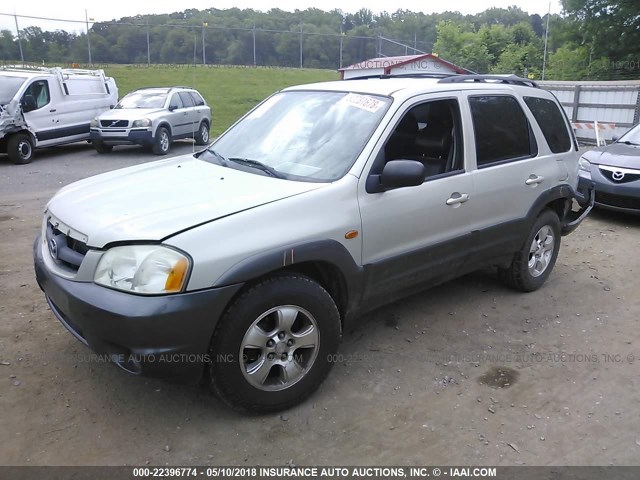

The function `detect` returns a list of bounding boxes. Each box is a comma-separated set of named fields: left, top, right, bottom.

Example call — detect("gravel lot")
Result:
left=1, top=143, right=639, bottom=466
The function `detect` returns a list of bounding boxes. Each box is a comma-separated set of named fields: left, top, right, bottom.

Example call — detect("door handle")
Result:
left=446, top=192, right=470, bottom=206
left=525, top=175, right=545, bottom=185
left=49, top=109, right=57, bottom=112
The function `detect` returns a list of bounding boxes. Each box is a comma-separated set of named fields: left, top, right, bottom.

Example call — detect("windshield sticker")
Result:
left=340, top=93, right=385, bottom=113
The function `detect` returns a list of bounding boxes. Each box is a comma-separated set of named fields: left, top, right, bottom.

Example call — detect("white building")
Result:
left=339, top=53, right=473, bottom=79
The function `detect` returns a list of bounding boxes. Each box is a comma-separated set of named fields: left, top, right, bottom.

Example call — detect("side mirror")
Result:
left=21, top=94, right=37, bottom=113
left=367, top=160, right=425, bottom=193
left=168, top=105, right=177, bottom=112
left=611, top=134, right=619, bottom=142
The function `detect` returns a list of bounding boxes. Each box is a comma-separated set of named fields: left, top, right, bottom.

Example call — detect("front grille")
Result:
left=599, top=168, right=640, bottom=184
left=46, top=221, right=88, bottom=271
left=595, top=192, right=640, bottom=210
left=100, top=119, right=129, bottom=128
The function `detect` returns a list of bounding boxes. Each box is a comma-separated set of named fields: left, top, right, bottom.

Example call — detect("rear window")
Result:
left=524, top=96, right=572, bottom=153
left=469, top=95, right=537, bottom=167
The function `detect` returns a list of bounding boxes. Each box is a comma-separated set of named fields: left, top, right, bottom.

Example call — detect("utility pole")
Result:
left=339, top=25, right=344, bottom=69
left=542, top=1, right=551, bottom=80
left=146, top=20, right=150, bottom=65
left=85, top=10, right=92, bottom=65
left=13, top=13, right=24, bottom=63
left=202, top=23, right=207, bottom=65
left=252, top=23, right=257, bottom=66
left=299, top=23, right=303, bottom=68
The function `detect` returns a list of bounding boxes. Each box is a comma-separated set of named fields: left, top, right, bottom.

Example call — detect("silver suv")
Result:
left=35, top=74, right=593, bottom=413
left=90, top=86, right=211, bottom=155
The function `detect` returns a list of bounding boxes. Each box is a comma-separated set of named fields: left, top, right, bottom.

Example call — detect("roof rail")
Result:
left=438, top=74, right=538, bottom=88
left=345, top=73, right=456, bottom=81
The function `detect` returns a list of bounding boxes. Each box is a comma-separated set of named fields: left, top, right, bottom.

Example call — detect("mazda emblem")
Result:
left=48, top=237, right=58, bottom=260
left=611, top=171, right=625, bottom=181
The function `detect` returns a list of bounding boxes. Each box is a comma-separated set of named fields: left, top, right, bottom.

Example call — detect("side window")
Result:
left=22, top=80, right=50, bottom=112
left=383, top=98, right=463, bottom=179
left=189, top=91, right=205, bottom=106
left=179, top=92, right=195, bottom=108
left=523, top=96, right=572, bottom=153
left=169, top=93, right=183, bottom=110
left=469, top=95, right=536, bottom=167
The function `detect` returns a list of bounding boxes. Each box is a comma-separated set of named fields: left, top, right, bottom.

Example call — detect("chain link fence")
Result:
left=0, top=12, right=433, bottom=69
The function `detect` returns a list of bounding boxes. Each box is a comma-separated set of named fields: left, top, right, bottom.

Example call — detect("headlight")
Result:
left=94, top=245, right=190, bottom=294
left=90, top=117, right=99, bottom=128
left=578, top=157, right=591, bottom=172
left=132, top=118, right=152, bottom=128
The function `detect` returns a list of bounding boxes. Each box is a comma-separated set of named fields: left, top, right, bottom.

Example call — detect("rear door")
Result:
left=178, top=91, right=198, bottom=138
left=463, top=92, right=566, bottom=267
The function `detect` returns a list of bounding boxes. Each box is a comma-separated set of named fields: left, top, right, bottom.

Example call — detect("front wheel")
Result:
left=152, top=127, right=171, bottom=155
left=499, top=209, right=561, bottom=292
left=93, top=141, right=113, bottom=154
left=208, top=275, right=341, bottom=413
left=7, top=134, right=34, bottom=164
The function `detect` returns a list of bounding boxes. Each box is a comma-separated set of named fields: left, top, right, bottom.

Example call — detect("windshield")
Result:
left=116, top=90, right=167, bottom=109
left=618, top=123, right=640, bottom=145
left=209, top=90, right=392, bottom=181
left=0, top=76, right=27, bottom=105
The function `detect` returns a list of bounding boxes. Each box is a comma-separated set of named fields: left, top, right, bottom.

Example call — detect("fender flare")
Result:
left=215, top=239, right=364, bottom=311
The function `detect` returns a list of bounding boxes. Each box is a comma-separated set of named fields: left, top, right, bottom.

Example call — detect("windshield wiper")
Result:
left=199, top=147, right=229, bottom=165
left=227, top=157, right=285, bottom=179
left=621, top=140, right=640, bottom=146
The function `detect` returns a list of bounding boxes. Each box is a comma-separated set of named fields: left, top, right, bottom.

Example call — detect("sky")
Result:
left=0, top=0, right=563, bottom=33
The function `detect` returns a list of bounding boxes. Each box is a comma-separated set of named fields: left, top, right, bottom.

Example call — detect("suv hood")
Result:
left=584, top=143, right=640, bottom=169
left=46, top=155, right=324, bottom=248
left=97, top=108, right=165, bottom=121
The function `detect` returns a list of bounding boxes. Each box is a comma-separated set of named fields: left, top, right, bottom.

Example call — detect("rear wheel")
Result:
left=7, top=134, right=34, bottom=164
left=499, top=209, right=561, bottom=292
left=93, top=141, right=113, bottom=154
left=152, top=127, right=171, bottom=155
left=194, top=122, right=210, bottom=145
left=208, top=275, right=341, bottom=413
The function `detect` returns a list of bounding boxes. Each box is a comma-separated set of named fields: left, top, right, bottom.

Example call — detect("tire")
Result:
left=194, top=121, right=210, bottom=145
left=208, top=274, right=341, bottom=413
left=7, top=134, right=34, bottom=165
left=499, top=209, right=561, bottom=292
left=93, top=141, right=113, bottom=154
left=152, top=126, right=171, bottom=155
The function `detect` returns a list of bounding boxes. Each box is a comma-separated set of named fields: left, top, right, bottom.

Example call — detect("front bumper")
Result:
left=90, top=128, right=154, bottom=147
left=578, top=173, right=640, bottom=215
left=34, top=236, right=242, bottom=381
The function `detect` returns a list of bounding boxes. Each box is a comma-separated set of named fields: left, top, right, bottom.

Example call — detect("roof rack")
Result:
left=345, top=73, right=455, bottom=81
left=438, top=74, right=538, bottom=88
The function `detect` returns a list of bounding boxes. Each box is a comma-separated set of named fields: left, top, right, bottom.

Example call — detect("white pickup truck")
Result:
left=0, top=66, right=118, bottom=164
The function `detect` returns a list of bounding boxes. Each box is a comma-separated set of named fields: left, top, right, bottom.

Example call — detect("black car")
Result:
left=577, top=123, right=640, bottom=214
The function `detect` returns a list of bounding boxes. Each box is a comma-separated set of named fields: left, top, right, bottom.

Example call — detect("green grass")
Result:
left=102, top=65, right=339, bottom=136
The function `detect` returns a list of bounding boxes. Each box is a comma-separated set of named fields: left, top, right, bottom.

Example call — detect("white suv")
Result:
left=34, top=74, right=593, bottom=412
left=90, top=86, right=211, bottom=155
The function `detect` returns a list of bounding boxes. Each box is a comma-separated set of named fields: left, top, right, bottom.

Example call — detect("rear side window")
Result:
left=469, top=95, right=536, bottom=167
left=189, top=91, right=205, bottom=106
left=524, top=96, right=571, bottom=153
left=179, top=92, right=195, bottom=108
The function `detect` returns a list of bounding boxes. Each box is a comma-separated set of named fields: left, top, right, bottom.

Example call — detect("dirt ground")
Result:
left=1, top=144, right=639, bottom=466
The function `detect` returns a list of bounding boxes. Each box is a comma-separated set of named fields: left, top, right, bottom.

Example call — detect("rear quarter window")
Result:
left=469, top=95, right=537, bottom=167
left=523, top=96, right=572, bottom=153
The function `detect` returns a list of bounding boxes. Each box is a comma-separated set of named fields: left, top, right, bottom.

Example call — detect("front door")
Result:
left=358, top=95, right=475, bottom=301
